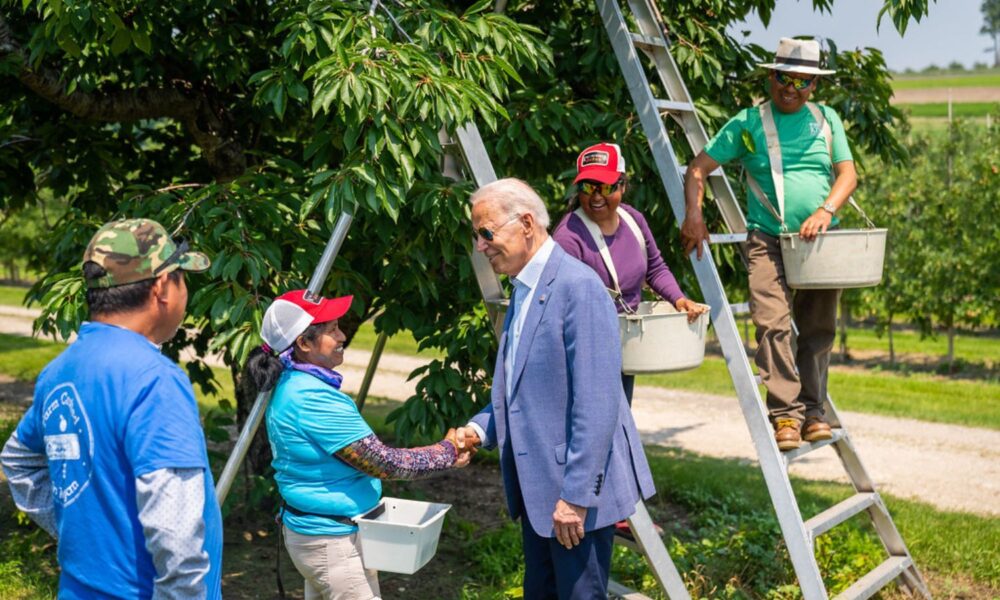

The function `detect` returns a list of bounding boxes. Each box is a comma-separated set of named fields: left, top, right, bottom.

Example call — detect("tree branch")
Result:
left=0, top=13, right=246, bottom=181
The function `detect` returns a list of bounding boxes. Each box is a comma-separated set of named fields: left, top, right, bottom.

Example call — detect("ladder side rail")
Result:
left=595, top=2, right=827, bottom=598
left=624, top=0, right=748, bottom=235
left=625, top=501, right=691, bottom=599
left=829, top=437, right=930, bottom=598
left=447, top=125, right=507, bottom=330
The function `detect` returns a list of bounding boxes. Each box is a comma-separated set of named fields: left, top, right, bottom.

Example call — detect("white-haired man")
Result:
left=456, top=178, right=655, bottom=598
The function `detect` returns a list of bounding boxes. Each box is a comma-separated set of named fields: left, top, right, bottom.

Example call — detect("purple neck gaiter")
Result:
left=280, top=347, right=344, bottom=390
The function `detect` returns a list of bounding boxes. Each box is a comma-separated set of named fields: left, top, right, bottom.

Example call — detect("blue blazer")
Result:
left=471, top=244, right=655, bottom=537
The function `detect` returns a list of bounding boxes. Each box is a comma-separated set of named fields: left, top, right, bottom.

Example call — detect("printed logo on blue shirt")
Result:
left=41, top=383, right=94, bottom=507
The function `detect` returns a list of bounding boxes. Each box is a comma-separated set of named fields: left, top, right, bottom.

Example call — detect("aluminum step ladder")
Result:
left=594, top=1, right=931, bottom=599
left=446, top=123, right=690, bottom=600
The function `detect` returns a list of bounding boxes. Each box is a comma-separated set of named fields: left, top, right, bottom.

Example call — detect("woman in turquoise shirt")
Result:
left=244, top=289, right=471, bottom=600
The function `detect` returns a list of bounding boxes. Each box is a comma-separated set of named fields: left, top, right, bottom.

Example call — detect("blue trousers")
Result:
left=520, top=517, right=615, bottom=599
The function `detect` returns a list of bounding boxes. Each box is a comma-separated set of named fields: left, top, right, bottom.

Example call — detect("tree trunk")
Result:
left=946, top=321, right=956, bottom=371
left=838, top=295, right=850, bottom=361
left=887, top=313, right=895, bottom=367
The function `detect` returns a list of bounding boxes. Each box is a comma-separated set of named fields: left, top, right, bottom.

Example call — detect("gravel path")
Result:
left=2, top=307, right=997, bottom=517
left=892, top=87, right=1000, bottom=104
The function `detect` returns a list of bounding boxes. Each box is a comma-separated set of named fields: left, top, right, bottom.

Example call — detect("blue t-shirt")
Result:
left=267, top=369, right=381, bottom=536
left=15, top=322, right=223, bottom=599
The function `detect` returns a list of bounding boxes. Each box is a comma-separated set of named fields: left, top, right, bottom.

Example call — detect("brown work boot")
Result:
left=774, top=419, right=802, bottom=451
left=802, top=417, right=833, bottom=443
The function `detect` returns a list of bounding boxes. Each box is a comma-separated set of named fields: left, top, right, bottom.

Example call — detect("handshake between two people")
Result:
left=441, top=427, right=482, bottom=469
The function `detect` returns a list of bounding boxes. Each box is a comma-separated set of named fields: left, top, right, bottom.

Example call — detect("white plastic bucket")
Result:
left=779, top=229, right=888, bottom=289
left=352, top=497, right=451, bottom=575
left=619, top=301, right=709, bottom=374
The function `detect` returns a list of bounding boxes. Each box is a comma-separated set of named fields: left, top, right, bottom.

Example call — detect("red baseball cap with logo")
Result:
left=574, top=142, right=626, bottom=184
left=260, top=289, right=353, bottom=353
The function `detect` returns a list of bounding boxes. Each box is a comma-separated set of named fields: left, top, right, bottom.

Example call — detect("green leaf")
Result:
left=131, top=29, right=152, bottom=54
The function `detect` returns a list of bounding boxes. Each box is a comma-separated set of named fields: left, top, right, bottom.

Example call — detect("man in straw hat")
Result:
left=1, top=219, right=223, bottom=598
left=681, top=38, right=858, bottom=451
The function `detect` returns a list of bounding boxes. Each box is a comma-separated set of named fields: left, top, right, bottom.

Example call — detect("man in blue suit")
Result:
left=457, top=178, right=656, bottom=599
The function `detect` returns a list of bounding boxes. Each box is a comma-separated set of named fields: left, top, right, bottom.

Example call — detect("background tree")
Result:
left=0, top=0, right=935, bottom=487
left=983, top=0, right=1000, bottom=67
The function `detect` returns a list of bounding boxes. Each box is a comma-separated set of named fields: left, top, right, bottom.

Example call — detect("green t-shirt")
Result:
left=703, top=101, right=853, bottom=236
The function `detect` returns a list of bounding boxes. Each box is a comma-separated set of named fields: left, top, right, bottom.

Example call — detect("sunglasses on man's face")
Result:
left=473, top=214, right=522, bottom=242
left=577, top=180, right=623, bottom=197
left=775, top=72, right=814, bottom=91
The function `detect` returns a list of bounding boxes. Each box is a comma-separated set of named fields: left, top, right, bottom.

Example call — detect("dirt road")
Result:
left=3, top=306, right=997, bottom=517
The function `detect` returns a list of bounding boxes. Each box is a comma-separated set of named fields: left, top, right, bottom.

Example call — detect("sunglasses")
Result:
left=153, top=239, right=189, bottom=276
left=474, top=214, right=522, bottom=242
left=577, top=180, right=623, bottom=196
left=774, top=71, right=814, bottom=91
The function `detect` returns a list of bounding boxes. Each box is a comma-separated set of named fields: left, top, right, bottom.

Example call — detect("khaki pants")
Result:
left=283, top=526, right=381, bottom=600
left=747, top=230, right=840, bottom=424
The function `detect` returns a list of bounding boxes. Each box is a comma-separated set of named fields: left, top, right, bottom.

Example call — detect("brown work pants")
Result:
left=747, top=231, right=840, bottom=424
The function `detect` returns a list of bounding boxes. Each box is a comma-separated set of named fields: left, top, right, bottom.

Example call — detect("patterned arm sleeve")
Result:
left=1, top=432, right=58, bottom=538
left=136, top=468, right=210, bottom=600
left=335, top=434, right=457, bottom=481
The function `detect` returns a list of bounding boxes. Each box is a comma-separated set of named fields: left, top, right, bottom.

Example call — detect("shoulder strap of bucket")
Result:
left=573, top=207, right=624, bottom=299
left=756, top=102, right=788, bottom=232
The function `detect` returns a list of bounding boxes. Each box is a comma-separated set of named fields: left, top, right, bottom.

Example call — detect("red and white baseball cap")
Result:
left=574, top=142, right=626, bottom=185
left=261, top=289, right=353, bottom=353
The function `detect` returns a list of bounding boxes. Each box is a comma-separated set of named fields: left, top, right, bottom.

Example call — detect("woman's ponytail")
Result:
left=243, top=345, right=284, bottom=395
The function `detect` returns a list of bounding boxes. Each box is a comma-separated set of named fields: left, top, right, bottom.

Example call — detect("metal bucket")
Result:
left=620, top=301, right=709, bottom=374
left=779, top=229, right=888, bottom=290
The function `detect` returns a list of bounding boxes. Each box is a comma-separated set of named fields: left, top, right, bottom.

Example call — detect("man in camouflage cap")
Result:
left=82, top=218, right=210, bottom=288
left=1, top=218, right=224, bottom=599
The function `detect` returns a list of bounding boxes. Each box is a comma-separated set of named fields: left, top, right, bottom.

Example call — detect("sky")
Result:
left=733, top=0, right=991, bottom=72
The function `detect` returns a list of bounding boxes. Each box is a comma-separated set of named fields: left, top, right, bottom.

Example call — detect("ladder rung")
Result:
left=613, top=529, right=640, bottom=553
left=709, top=233, right=747, bottom=244
left=678, top=165, right=724, bottom=177
left=608, top=579, right=655, bottom=600
left=729, top=302, right=750, bottom=315
left=629, top=31, right=667, bottom=51
left=833, top=556, right=912, bottom=600
left=654, top=99, right=695, bottom=114
left=782, top=428, right=846, bottom=463
left=805, top=492, right=879, bottom=540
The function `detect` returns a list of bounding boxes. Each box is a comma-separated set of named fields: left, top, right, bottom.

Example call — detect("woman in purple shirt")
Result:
left=553, top=142, right=708, bottom=403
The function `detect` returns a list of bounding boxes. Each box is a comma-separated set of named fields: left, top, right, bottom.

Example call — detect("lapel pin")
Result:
left=538, top=294, right=546, bottom=304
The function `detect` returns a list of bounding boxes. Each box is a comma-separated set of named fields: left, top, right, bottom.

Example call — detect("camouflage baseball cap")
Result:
left=82, top=218, right=211, bottom=288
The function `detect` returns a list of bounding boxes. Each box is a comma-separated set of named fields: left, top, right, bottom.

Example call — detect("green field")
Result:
left=898, top=102, right=1000, bottom=118
left=0, top=285, right=30, bottom=307
left=892, top=71, right=1000, bottom=90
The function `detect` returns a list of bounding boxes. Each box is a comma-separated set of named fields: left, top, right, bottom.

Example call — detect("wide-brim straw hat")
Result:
left=758, top=37, right=835, bottom=76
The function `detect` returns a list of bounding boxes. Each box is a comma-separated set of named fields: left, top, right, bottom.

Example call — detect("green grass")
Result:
left=892, top=72, right=1000, bottom=89
left=638, top=355, right=1000, bottom=430
left=349, top=322, right=443, bottom=358
left=898, top=102, right=1000, bottom=118
left=0, top=285, right=30, bottom=308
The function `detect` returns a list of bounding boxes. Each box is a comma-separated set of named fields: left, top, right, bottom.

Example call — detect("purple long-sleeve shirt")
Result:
left=552, top=203, right=685, bottom=312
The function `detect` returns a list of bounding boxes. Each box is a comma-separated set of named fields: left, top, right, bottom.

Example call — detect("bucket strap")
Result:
left=573, top=206, right=646, bottom=312
left=756, top=101, right=787, bottom=232
left=754, top=101, right=877, bottom=231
